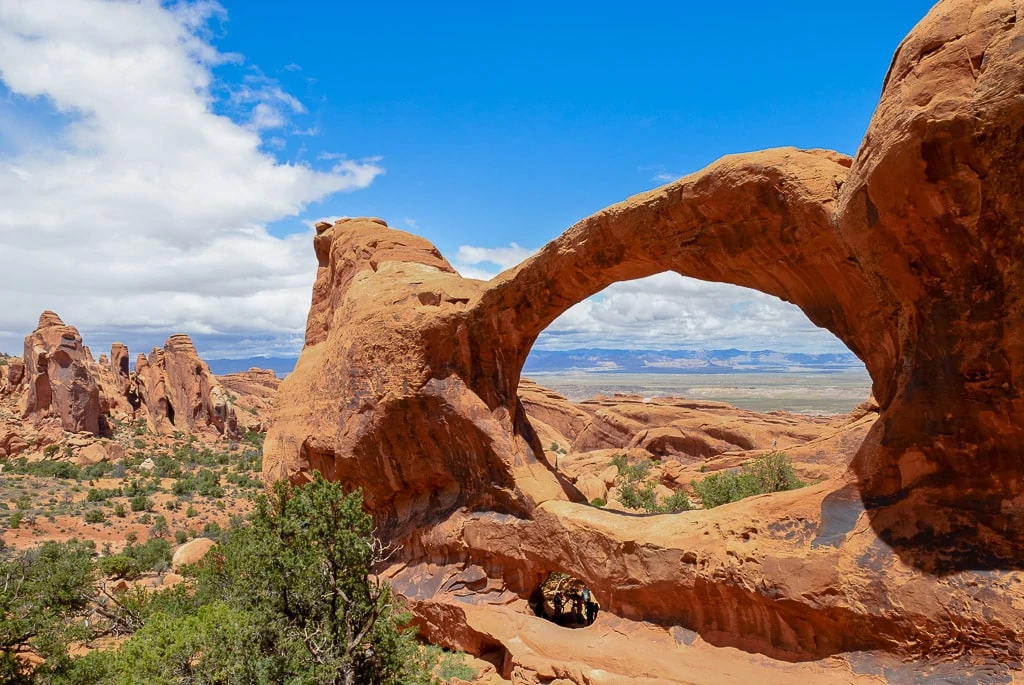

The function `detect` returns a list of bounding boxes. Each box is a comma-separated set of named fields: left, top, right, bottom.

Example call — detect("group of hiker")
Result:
left=548, top=587, right=599, bottom=626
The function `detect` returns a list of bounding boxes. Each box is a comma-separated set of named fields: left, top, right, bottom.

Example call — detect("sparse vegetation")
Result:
left=690, top=451, right=804, bottom=509
left=610, top=454, right=692, bottom=514
left=3, top=474, right=434, bottom=684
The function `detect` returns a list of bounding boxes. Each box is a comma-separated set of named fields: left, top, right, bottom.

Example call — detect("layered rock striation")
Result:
left=262, top=0, right=1024, bottom=679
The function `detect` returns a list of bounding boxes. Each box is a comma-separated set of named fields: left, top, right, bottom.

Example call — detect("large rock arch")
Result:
left=265, top=0, right=1024, bottom=670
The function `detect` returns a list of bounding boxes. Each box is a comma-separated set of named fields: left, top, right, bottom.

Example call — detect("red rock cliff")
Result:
left=262, top=0, right=1024, bottom=676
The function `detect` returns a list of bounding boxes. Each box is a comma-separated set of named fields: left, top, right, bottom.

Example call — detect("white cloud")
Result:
left=453, top=245, right=851, bottom=354
left=454, top=242, right=535, bottom=277
left=0, top=0, right=383, bottom=355
left=537, top=272, right=850, bottom=353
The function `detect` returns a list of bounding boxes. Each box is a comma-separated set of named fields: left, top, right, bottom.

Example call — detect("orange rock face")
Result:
left=20, top=311, right=101, bottom=434
left=12, top=314, right=251, bottom=440
left=217, top=367, right=279, bottom=430
left=263, top=0, right=1024, bottom=680
left=134, top=335, right=239, bottom=438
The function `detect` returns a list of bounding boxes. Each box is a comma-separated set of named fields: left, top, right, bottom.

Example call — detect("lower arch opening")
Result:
left=533, top=572, right=599, bottom=628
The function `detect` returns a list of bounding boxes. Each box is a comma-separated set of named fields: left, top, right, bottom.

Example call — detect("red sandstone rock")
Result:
left=254, top=0, right=1024, bottom=679
left=20, top=311, right=101, bottom=434
left=135, top=335, right=239, bottom=438
left=1, top=357, right=25, bottom=395
left=217, top=367, right=279, bottom=431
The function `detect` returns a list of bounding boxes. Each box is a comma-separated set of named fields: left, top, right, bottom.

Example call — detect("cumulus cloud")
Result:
left=539, top=272, right=850, bottom=353
left=0, top=0, right=383, bottom=356
left=454, top=245, right=851, bottom=354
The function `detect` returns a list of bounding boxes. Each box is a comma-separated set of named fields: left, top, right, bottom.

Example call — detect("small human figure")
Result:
left=586, top=600, right=598, bottom=624
left=553, top=593, right=563, bottom=618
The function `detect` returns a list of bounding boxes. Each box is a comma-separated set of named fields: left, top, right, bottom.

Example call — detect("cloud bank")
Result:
left=0, top=0, right=381, bottom=356
left=452, top=247, right=852, bottom=355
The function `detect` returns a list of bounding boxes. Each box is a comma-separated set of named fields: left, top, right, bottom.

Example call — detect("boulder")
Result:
left=171, top=537, right=216, bottom=571
left=0, top=430, right=29, bottom=458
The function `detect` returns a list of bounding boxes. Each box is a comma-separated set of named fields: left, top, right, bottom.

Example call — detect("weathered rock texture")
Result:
left=20, top=312, right=101, bottom=434
left=134, top=335, right=239, bottom=438
left=15, top=313, right=247, bottom=440
left=264, top=0, right=1024, bottom=681
left=218, top=368, right=279, bottom=431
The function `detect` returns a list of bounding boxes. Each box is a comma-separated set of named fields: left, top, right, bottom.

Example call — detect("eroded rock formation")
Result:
left=264, top=0, right=1024, bottom=680
left=135, top=334, right=239, bottom=438
left=20, top=311, right=101, bottom=434
left=15, top=314, right=244, bottom=440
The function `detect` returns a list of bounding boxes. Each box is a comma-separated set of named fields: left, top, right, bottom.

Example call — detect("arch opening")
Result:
left=532, top=572, right=599, bottom=628
left=515, top=273, right=874, bottom=514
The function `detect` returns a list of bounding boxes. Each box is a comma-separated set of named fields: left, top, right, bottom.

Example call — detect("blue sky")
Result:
left=0, top=0, right=935, bottom=361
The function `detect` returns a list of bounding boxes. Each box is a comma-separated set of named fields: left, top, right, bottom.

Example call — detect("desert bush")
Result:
left=86, top=487, right=121, bottom=502
left=0, top=539, right=96, bottom=681
left=661, top=490, right=693, bottom=513
left=84, top=509, right=106, bottom=524
left=97, top=554, right=141, bottom=580
left=610, top=454, right=689, bottom=514
left=691, top=452, right=804, bottom=509
left=129, top=494, right=152, bottom=513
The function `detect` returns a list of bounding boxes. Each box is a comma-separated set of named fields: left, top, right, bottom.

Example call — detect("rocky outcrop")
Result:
left=20, top=311, right=101, bottom=434
left=1, top=357, right=25, bottom=396
left=11, top=314, right=249, bottom=439
left=217, top=368, right=279, bottom=431
left=263, top=0, right=1024, bottom=679
left=135, top=335, right=239, bottom=438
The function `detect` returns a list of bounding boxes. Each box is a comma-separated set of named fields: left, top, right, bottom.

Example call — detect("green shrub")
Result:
left=619, top=480, right=659, bottom=513
left=86, top=487, right=121, bottom=502
left=589, top=498, right=606, bottom=507
left=691, top=452, right=804, bottom=508
left=124, top=538, right=172, bottom=572
left=6, top=457, right=81, bottom=479
left=150, top=515, right=170, bottom=538
left=661, top=490, right=693, bottom=513
left=82, top=461, right=113, bottom=479
left=174, top=530, right=188, bottom=545
left=130, top=494, right=151, bottom=512
left=611, top=453, right=652, bottom=482
left=113, top=503, right=127, bottom=518
left=9, top=511, right=23, bottom=528
left=98, top=554, right=141, bottom=580
left=437, top=650, right=477, bottom=681
left=746, top=451, right=804, bottom=493
left=84, top=509, right=106, bottom=524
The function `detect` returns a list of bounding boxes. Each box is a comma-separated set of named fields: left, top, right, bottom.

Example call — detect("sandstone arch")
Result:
left=265, top=0, right=1024, bottom=670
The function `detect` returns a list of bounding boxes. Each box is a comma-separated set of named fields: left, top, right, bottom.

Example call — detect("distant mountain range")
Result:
left=522, top=348, right=863, bottom=374
left=207, top=356, right=298, bottom=377
left=206, top=348, right=863, bottom=378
